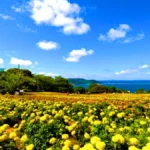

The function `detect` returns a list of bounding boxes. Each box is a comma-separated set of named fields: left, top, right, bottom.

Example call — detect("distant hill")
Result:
left=68, top=78, right=99, bottom=85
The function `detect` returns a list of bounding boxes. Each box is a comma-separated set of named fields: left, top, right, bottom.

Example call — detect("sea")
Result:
left=75, top=80, right=150, bottom=93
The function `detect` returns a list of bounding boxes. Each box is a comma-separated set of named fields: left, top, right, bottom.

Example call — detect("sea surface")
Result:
left=75, top=80, right=150, bottom=93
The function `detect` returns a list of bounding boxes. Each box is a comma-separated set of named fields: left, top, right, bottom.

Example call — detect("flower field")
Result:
left=0, top=93, right=150, bottom=150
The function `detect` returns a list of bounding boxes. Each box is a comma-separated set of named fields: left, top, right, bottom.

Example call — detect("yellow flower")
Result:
left=0, top=135, right=7, bottom=142
left=83, top=143, right=94, bottom=149
left=95, top=141, right=106, bottom=150
left=140, top=121, right=147, bottom=125
left=147, top=128, right=150, bottom=133
left=93, top=120, right=101, bottom=125
left=78, top=112, right=83, bottom=116
left=21, top=134, right=28, bottom=143
left=128, top=146, right=139, bottom=150
left=73, top=144, right=80, bottom=150
left=9, top=132, right=17, bottom=139
left=71, top=130, right=76, bottom=136
left=129, top=138, right=139, bottom=146
left=146, top=143, right=150, bottom=148
left=64, top=140, right=72, bottom=147
left=100, top=112, right=105, bottom=117
left=108, top=128, right=115, bottom=133
left=117, top=112, right=125, bottom=119
left=26, top=144, right=34, bottom=150
left=46, top=148, right=52, bottom=150
left=112, top=134, right=125, bottom=144
left=109, top=111, right=115, bottom=117
left=142, top=146, right=149, bottom=150
left=119, top=127, right=125, bottom=132
left=90, top=136, right=101, bottom=145
left=62, top=145, right=70, bottom=150
left=40, top=116, right=47, bottom=122
left=62, top=134, right=69, bottom=140
left=84, top=133, right=90, bottom=139
left=102, top=117, right=109, bottom=124
left=49, top=137, right=56, bottom=144
left=68, top=126, right=74, bottom=132
left=147, top=137, right=150, bottom=142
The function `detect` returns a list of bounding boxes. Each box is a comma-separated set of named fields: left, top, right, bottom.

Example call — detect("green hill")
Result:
left=68, top=78, right=99, bottom=85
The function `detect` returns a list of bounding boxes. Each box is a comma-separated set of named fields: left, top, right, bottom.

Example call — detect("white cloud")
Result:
left=38, top=72, right=58, bottom=77
left=46, top=72, right=58, bottom=77
left=38, top=72, right=45, bottom=75
left=37, top=41, right=59, bottom=50
left=115, top=64, right=149, bottom=75
left=0, top=14, right=15, bottom=20
left=0, top=58, right=4, bottom=65
left=99, top=24, right=144, bottom=43
left=11, top=6, right=22, bottom=12
left=139, top=64, right=149, bottom=69
left=64, top=48, right=94, bottom=62
left=115, top=69, right=138, bottom=75
left=123, top=33, right=145, bottom=43
left=10, top=57, right=32, bottom=66
left=99, top=24, right=130, bottom=41
left=28, top=0, right=90, bottom=35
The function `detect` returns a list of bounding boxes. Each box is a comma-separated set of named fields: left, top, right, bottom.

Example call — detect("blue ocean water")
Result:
left=75, top=80, right=150, bottom=93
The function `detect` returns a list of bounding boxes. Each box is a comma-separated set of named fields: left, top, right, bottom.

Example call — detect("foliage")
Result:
left=136, top=88, right=146, bottom=94
left=0, top=68, right=131, bottom=95
left=0, top=68, right=74, bottom=94
left=74, top=86, right=86, bottom=94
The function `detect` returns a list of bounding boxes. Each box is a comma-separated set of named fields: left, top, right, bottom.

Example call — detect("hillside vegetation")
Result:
left=0, top=68, right=129, bottom=95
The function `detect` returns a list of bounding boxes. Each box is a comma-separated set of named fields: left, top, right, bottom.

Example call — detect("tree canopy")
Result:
left=0, top=68, right=134, bottom=95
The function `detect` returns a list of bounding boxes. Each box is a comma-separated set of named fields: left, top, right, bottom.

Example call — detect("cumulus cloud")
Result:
left=10, top=57, right=32, bottom=66
left=99, top=24, right=144, bottom=43
left=64, top=48, right=94, bottom=62
left=37, top=41, right=59, bottom=50
left=115, top=64, right=150, bottom=75
left=38, top=72, right=58, bottom=77
left=0, top=14, right=15, bottom=20
left=28, top=0, right=90, bottom=35
left=99, top=24, right=130, bottom=41
left=0, top=58, right=4, bottom=65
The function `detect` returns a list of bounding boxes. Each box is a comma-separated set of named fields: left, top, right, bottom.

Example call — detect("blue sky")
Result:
left=0, top=0, right=150, bottom=80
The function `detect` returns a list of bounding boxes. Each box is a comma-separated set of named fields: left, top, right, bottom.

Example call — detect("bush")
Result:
left=75, top=86, right=86, bottom=94
left=0, top=89, right=6, bottom=95
left=136, top=88, right=146, bottom=94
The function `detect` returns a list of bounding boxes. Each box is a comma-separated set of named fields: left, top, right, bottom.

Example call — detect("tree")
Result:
left=0, top=69, right=35, bottom=94
left=136, top=88, right=146, bottom=94
left=108, top=86, right=116, bottom=93
left=6, top=68, right=33, bottom=77
left=87, top=84, right=108, bottom=94
left=33, top=75, right=54, bottom=92
left=74, top=86, right=86, bottom=94
left=54, top=76, right=74, bottom=93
